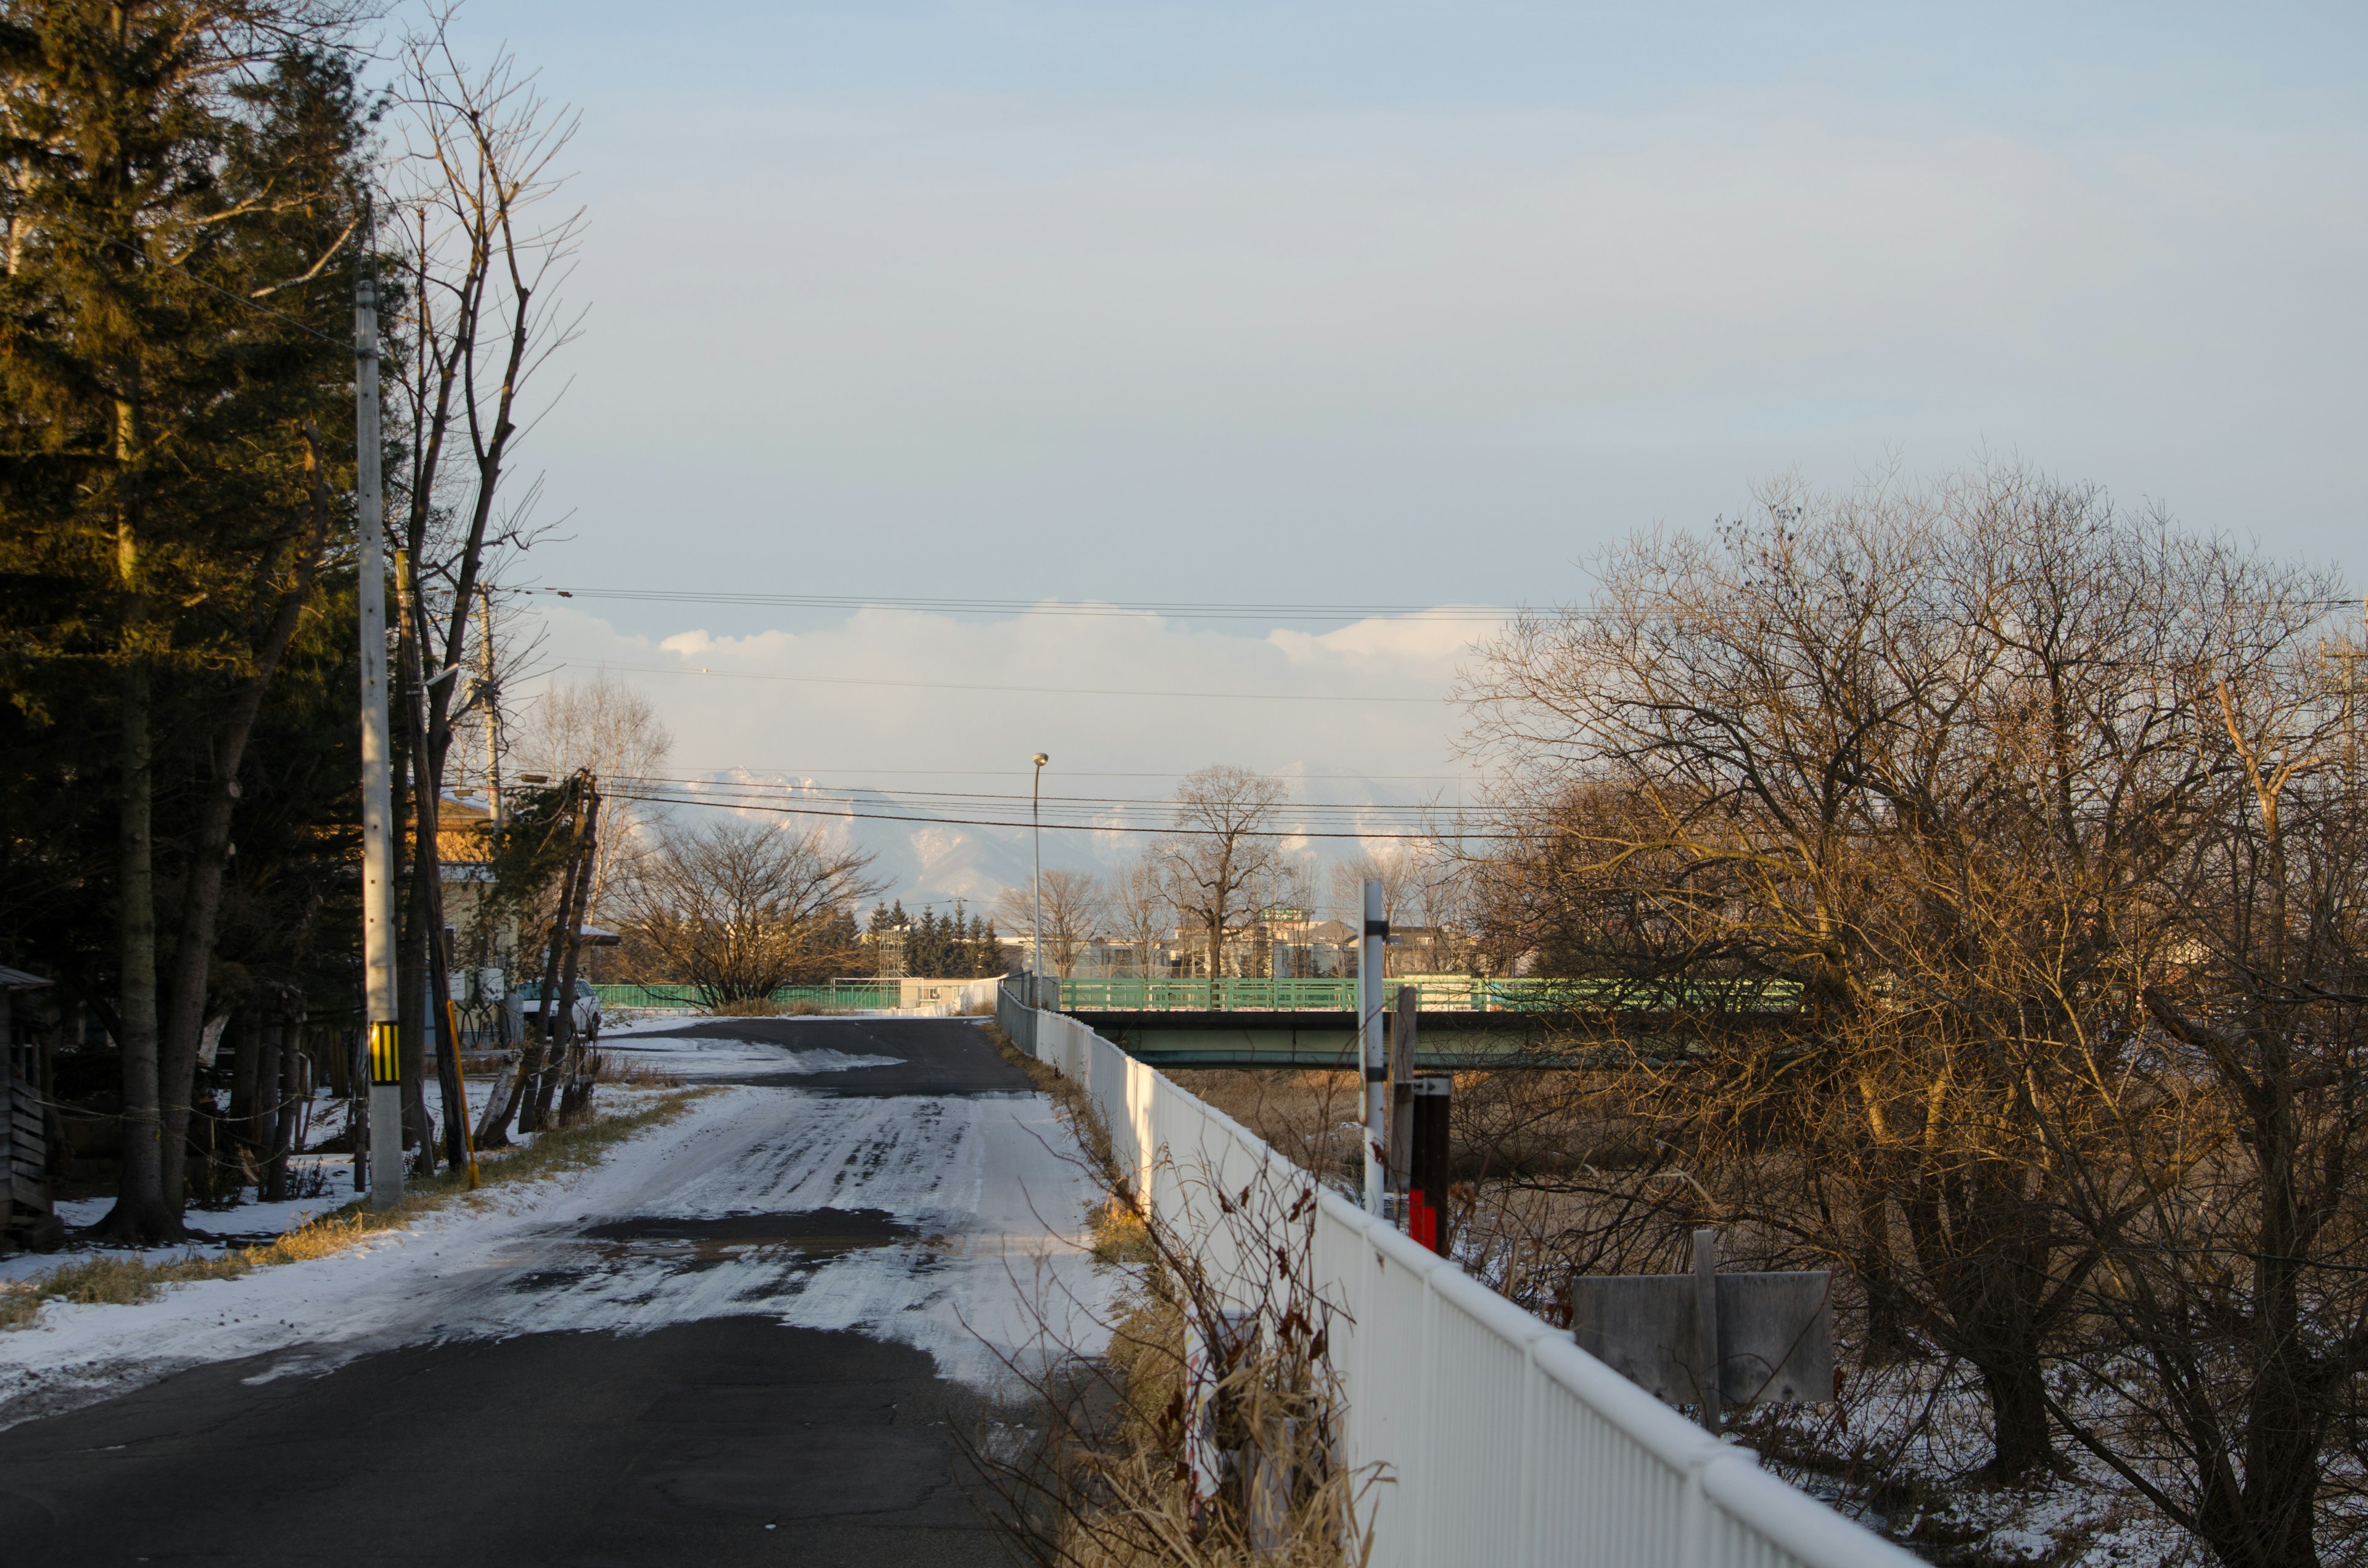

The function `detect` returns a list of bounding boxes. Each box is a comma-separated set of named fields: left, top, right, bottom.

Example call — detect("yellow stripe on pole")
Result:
left=370, top=1020, right=400, bottom=1085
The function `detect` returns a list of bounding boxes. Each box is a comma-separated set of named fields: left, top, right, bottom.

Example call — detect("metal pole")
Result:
left=1031, top=753, right=1048, bottom=1006
left=355, top=276, right=403, bottom=1209
left=1693, top=1227, right=1722, bottom=1434
left=1361, top=877, right=1386, bottom=1217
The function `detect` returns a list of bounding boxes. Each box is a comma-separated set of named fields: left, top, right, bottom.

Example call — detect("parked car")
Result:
left=517, top=978, right=602, bottom=1040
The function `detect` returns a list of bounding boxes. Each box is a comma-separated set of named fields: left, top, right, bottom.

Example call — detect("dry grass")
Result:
left=2, top=1089, right=710, bottom=1331
left=969, top=1029, right=1373, bottom=1568
left=704, top=997, right=835, bottom=1017
left=0, top=1252, right=249, bottom=1318
left=591, top=1053, right=685, bottom=1088
left=1167, top=1070, right=1363, bottom=1184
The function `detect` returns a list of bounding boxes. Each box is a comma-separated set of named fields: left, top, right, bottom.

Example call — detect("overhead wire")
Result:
left=666, top=765, right=1475, bottom=781
left=604, top=784, right=1519, bottom=842
left=610, top=774, right=1472, bottom=814
left=532, top=586, right=1517, bottom=623
left=606, top=771, right=1517, bottom=841
left=554, top=661, right=1447, bottom=705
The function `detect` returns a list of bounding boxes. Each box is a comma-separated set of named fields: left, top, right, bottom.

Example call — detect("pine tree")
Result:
left=0, top=7, right=368, bottom=1239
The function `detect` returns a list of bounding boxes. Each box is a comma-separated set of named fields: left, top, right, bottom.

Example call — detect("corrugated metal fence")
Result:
left=997, top=979, right=1914, bottom=1568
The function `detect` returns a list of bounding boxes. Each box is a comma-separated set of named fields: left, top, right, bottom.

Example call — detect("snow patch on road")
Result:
left=0, top=1030, right=1111, bottom=1425
left=601, top=1033, right=901, bottom=1081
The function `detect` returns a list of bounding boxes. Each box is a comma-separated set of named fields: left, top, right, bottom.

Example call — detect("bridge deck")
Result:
left=1071, top=1007, right=1598, bottom=1069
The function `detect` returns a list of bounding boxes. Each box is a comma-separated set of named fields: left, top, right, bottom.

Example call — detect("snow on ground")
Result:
left=0, top=1027, right=1112, bottom=1429
left=598, top=1028, right=898, bottom=1081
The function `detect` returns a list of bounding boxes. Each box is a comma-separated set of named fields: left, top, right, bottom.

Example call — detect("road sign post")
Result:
left=1360, top=879, right=1386, bottom=1216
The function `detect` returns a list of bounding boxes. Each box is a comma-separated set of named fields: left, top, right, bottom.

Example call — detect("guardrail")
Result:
left=591, top=980, right=971, bottom=1012
left=1051, top=974, right=1800, bottom=1014
left=996, top=979, right=1912, bottom=1568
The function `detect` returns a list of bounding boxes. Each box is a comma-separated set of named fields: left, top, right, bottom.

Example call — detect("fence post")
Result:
left=1693, top=1227, right=1722, bottom=1435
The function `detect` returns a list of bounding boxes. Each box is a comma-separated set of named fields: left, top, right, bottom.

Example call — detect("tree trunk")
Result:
left=154, top=468, right=330, bottom=1209
left=499, top=780, right=588, bottom=1142
left=535, top=802, right=597, bottom=1129
left=1959, top=1238, right=2057, bottom=1480
left=1975, top=1353, right=2056, bottom=1481
left=101, top=647, right=180, bottom=1243
left=393, top=654, right=436, bottom=1174
left=1854, top=1188, right=1913, bottom=1360
left=2226, top=1096, right=2321, bottom=1568
left=227, top=1011, right=260, bottom=1147
left=252, top=1012, right=282, bottom=1194
left=158, top=779, right=257, bottom=1207
left=398, top=884, right=435, bottom=1173
left=263, top=1015, right=297, bottom=1204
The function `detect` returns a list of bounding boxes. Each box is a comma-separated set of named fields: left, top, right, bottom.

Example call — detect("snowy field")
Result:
left=0, top=1025, right=1112, bottom=1430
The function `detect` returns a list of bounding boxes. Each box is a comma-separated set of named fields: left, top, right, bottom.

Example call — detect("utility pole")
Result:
left=1361, top=877, right=1386, bottom=1217
left=355, top=275, right=403, bottom=1209
left=1031, top=753, right=1048, bottom=1006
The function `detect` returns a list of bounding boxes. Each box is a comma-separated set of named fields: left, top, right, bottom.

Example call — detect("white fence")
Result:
left=997, top=980, right=1915, bottom=1568
left=892, top=977, right=1003, bottom=1017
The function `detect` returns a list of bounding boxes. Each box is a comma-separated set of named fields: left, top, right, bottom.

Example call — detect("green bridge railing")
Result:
left=1050, top=975, right=1799, bottom=1014
left=593, top=975, right=1798, bottom=1016
left=591, top=980, right=906, bottom=1012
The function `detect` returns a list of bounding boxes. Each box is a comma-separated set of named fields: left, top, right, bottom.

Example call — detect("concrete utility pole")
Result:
left=1361, top=877, right=1386, bottom=1216
left=355, top=276, right=403, bottom=1209
left=1030, top=753, right=1048, bottom=1005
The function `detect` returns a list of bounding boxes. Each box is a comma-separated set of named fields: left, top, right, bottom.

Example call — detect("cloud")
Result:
left=524, top=86, right=2366, bottom=623
left=530, top=600, right=1483, bottom=786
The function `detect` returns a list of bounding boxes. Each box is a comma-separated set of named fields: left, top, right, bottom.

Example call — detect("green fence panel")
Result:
left=590, top=980, right=913, bottom=1012
left=1044, top=974, right=1798, bottom=1016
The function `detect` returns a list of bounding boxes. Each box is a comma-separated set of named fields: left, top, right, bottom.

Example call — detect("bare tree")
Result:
left=1106, top=855, right=1174, bottom=978
left=1458, top=464, right=2344, bottom=1501
left=1326, top=846, right=1421, bottom=931
left=992, top=868, right=1105, bottom=978
left=1154, top=766, right=1286, bottom=981
left=376, top=10, right=585, bottom=1155
left=516, top=672, right=674, bottom=914
left=2034, top=636, right=2368, bottom=1568
left=610, top=818, right=879, bottom=1007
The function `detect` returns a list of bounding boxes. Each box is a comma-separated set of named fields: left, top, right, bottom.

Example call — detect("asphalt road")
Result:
left=0, top=1018, right=1075, bottom=1567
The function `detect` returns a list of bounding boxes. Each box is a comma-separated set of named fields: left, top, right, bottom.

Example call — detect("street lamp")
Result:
left=1032, top=753, right=1049, bottom=1005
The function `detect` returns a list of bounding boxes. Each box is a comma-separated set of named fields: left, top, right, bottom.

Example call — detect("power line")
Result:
left=670, top=764, right=1476, bottom=781
left=533, top=586, right=1516, bottom=623
left=611, top=774, right=1478, bottom=818
left=556, top=662, right=1445, bottom=705
left=606, top=786, right=1518, bottom=841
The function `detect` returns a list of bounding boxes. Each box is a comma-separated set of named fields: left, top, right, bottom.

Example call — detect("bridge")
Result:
left=588, top=974, right=1801, bottom=1069
left=1045, top=974, right=1799, bottom=1069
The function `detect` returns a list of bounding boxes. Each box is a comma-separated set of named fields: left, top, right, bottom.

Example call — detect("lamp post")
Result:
left=1031, top=753, right=1049, bottom=1006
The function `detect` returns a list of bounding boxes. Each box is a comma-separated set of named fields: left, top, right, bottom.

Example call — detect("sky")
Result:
left=419, top=2, right=2368, bottom=898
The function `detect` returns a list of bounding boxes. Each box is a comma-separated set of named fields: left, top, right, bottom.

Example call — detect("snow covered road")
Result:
left=0, top=1018, right=1111, bottom=1566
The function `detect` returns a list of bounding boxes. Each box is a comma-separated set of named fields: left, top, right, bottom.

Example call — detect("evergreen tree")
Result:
left=0, top=5, right=369, bottom=1240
